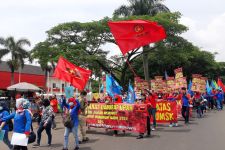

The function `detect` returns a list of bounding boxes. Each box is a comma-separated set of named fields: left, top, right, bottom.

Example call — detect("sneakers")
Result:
left=136, top=135, right=144, bottom=139
left=74, top=147, right=79, bottom=150
left=32, top=144, right=40, bottom=148
left=82, top=137, right=89, bottom=142
left=174, top=123, right=179, bottom=127
left=151, top=128, right=156, bottom=131
left=62, top=148, right=68, bottom=150
left=169, top=124, right=173, bottom=127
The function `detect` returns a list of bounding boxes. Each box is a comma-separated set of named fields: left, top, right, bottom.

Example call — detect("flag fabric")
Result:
left=106, top=74, right=123, bottom=98
left=188, top=80, right=193, bottom=95
left=127, top=82, right=136, bottom=104
left=53, top=56, right=92, bottom=90
left=206, top=80, right=212, bottom=94
left=217, top=78, right=225, bottom=92
left=65, top=86, right=75, bottom=99
left=108, top=20, right=166, bottom=55
left=100, top=84, right=104, bottom=93
left=165, top=70, right=169, bottom=80
left=211, top=80, right=216, bottom=89
left=213, top=80, right=219, bottom=89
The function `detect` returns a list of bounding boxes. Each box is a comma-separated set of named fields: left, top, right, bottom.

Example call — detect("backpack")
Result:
left=63, top=114, right=74, bottom=129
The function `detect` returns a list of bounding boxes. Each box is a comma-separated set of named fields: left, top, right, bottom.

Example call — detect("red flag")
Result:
left=53, top=57, right=92, bottom=90
left=108, top=20, right=166, bottom=55
left=217, top=78, right=225, bottom=92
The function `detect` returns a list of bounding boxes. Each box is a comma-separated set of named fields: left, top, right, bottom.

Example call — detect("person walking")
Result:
left=0, top=101, right=13, bottom=150
left=33, top=99, right=53, bottom=148
left=0, top=98, right=32, bottom=150
left=78, top=91, right=89, bottom=143
left=62, top=97, right=80, bottom=150
left=181, top=87, right=191, bottom=124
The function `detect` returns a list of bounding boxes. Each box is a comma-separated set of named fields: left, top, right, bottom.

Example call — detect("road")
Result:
left=2, top=109, right=225, bottom=150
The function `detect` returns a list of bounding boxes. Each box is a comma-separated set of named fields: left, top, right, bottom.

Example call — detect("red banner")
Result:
left=86, top=103, right=147, bottom=133
left=154, top=101, right=177, bottom=123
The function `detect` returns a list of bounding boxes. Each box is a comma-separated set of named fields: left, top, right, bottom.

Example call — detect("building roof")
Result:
left=0, top=61, right=53, bottom=76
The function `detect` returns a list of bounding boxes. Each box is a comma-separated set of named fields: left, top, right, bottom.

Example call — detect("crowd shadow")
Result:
left=41, top=143, right=63, bottom=148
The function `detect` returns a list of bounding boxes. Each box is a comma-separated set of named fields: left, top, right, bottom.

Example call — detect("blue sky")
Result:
left=0, top=0, right=225, bottom=62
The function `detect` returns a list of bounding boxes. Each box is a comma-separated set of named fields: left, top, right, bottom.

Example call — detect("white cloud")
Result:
left=180, top=13, right=225, bottom=62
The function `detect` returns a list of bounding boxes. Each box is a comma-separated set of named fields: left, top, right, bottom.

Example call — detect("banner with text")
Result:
left=86, top=103, right=147, bottom=133
left=154, top=101, right=178, bottom=123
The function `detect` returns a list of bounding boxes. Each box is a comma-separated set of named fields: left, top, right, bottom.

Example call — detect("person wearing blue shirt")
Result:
left=181, top=87, right=190, bottom=124
left=216, top=90, right=224, bottom=110
left=0, top=101, right=13, bottom=150
left=62, top=97, right=80, bottom=150
left=0, top=98, right=32, bottom=150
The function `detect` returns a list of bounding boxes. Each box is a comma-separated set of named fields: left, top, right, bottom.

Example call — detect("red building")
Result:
left=0, top=61, right=46, bottom=90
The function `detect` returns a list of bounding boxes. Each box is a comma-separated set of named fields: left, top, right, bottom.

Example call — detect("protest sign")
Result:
left=166, top=77, right=175, bottom=92
left=134, top=77, right=149, bottom=92
left=153, top=101, right=177, bottom=123
left=174, top=68, right=183, bottom=79
left=86, top=103, right=147, bottom=133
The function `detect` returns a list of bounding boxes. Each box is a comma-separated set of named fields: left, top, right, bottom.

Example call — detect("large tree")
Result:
left=0, top=36, right=31, bottom=85
left=113, top=0, right=170, bottom=81
left=32, top=12, right=188, bottom=89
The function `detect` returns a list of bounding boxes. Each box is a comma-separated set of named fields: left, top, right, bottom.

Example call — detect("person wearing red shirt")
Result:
left=147, top=92, right=157, bottom=131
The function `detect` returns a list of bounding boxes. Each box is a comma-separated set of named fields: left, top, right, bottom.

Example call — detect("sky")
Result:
left=0, top=0, right=225, bottom=62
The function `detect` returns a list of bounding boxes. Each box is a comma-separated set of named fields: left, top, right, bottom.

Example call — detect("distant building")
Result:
left=0, top=61, right=68, bottom=94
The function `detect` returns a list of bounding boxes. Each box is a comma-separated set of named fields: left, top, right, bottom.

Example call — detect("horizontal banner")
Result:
left=86, top=103, right=147, bottom=133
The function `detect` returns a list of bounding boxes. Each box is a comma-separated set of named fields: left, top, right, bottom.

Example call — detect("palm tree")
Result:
left=0, top=36, right=31, bottom=85
left=113, top=0, right=169, bottom=81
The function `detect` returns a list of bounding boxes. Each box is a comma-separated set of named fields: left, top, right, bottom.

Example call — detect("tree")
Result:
left=113, top=0, right=170, bottom=81
left=31, top=41, right=56, bottom=88
left=0, top=36, right=31, bottom=85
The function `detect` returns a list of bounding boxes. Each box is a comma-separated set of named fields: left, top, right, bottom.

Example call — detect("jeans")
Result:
left=13, top=145, right=27, bottom=150
left=150, top=108, right=157, bottom=128
left=37, top=122, right=52, bottom=145
left=79, top=115, right=87, bottom=141
left=182, top=106, right=189, bottom=123
left=64, top=125, right=79, bottom=148
left=217, top=100, right=223, bottom=110
left=3, top=131, right=13, bottom=149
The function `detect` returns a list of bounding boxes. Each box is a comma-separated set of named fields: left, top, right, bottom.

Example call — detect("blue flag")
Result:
left=165, top=70, right=169, bottom=80
left=188, top=80, right=193, bottom=96
left=106, top=74, right=123, bottom=98
left=100, top=84, right=104, bottom=93
left=127, top=82, right=136, bottom=104
left=65, top=86, right=75, bottom=99
left=206, top=80, right=212, bottom=94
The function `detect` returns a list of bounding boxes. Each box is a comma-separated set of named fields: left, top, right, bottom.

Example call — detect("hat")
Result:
left=68, top=97, right=76, bottom=105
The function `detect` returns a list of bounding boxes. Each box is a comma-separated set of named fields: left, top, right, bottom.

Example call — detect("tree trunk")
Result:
left=11, top=70, right=15, bottom=85
left=143, top=46, right=149, bottom=81
left=120, top=62, right=129, bottom=89
left=142, top=46, right=150, bottom=88
left=45, top=69, right=48, bottom=89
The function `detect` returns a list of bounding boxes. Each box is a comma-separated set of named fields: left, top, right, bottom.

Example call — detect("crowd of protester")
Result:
left=0, top=87, right=224, bottom=149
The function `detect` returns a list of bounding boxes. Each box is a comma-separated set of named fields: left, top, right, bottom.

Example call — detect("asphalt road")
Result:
left=2, top=109, right=225, bottom=150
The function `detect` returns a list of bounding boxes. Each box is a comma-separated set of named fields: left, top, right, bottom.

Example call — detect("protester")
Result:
left=0, top=98, right=32, bottom=150
left=78, top=91, right=89, bottom=143
left=181, top=87, right=191, bottom=124
left=216, top=90, right=224, bottom=110
left=33, top=99, right=53, bottom=148
left=137, top=93, right=150, bottom=139
left=63, top=97, right=80, bottom=150
left=0, top=101, right=13, bottom=150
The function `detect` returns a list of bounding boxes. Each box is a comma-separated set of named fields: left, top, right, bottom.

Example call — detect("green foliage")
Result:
left=0, top=36, right=31, bottom=85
